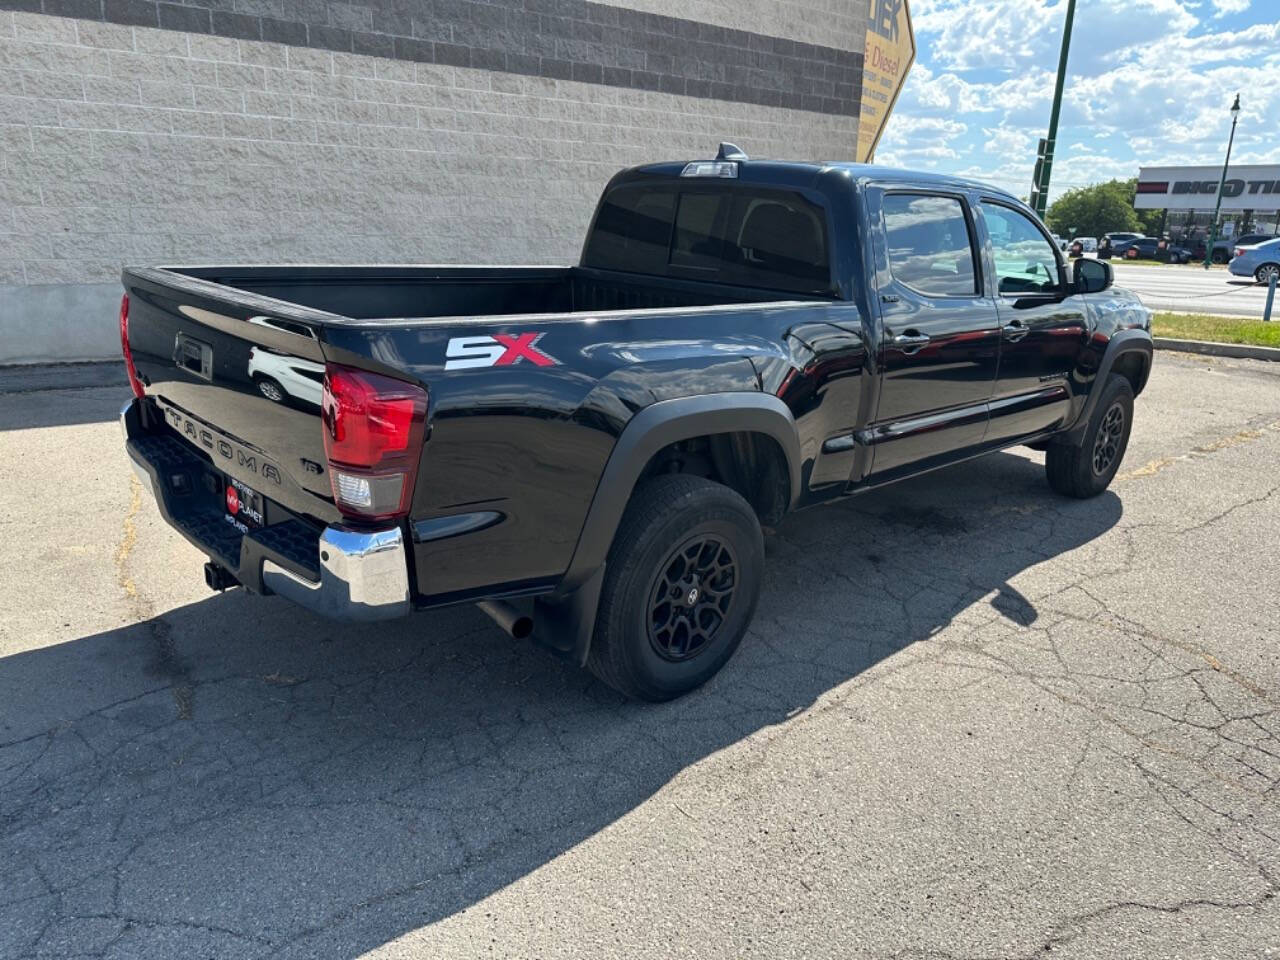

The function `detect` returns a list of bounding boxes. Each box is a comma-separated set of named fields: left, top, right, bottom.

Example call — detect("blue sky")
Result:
left=876, top=0, right=1279, bottom=203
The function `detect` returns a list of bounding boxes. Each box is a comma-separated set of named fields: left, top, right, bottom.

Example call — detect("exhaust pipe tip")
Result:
left=477, top=599, right=534, bottom=640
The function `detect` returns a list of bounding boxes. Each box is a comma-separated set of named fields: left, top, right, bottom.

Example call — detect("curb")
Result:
left=0, top=361, right=128, bottom=393
left=1154, top=337, right=1280, bottom=363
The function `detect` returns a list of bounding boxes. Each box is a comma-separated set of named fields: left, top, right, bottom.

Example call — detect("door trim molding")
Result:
left=856, top=398, right=989, bottom=446
left=858, top=382, right=1071, bottom=448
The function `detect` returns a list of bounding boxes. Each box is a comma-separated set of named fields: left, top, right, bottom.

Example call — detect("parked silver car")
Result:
left=1228, top=237, right=1280, bottom=284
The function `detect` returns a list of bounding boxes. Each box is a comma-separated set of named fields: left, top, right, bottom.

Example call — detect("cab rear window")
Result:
left=582, top=183, right=833, bottom=295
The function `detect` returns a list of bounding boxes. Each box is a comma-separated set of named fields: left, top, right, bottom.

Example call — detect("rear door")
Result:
left=976, top=200, right=1089, bottom=444
left=864, top=187, right=1001, bottom=479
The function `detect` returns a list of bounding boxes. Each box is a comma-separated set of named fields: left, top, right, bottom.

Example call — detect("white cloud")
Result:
left=1207, top=0, right=1251, bottom=16
left=876, top=0, right=1276, bottom=204
left=911, top=0, right=1199, bottom=74
left=912, top=0, right=1062, bottom=71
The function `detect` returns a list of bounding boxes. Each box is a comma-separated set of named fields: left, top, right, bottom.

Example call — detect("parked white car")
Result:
left=247, top=347, right=325, bottom=407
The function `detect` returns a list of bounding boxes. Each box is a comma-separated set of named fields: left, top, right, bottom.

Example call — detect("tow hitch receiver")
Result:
left=204, top=562, right=239, bottom=592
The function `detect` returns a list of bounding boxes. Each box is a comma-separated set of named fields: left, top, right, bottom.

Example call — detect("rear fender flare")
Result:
left=552, top=392, right=801, bottom=662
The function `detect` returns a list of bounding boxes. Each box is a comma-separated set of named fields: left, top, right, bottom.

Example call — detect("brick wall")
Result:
left=0, top=3, right=870, bottom=362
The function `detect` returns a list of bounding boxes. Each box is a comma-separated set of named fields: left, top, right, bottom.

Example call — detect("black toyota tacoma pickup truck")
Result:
left=120, top=145, right=1152, bottom=700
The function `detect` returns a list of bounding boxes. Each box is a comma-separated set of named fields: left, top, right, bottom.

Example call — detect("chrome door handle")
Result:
left=1002, top=321, right=1029, bottom=342
left=892, top=332, right=931, bottom=354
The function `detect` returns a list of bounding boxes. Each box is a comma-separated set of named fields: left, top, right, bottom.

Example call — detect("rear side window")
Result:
left=582, top=184, right=832, bottom=295
left=732, top=195, right=829, bottom=292
left=582, top=187, right=677, bottom=276
left=882, top=193, right=978, bottom=297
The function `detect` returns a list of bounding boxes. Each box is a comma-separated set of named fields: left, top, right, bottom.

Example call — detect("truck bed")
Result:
left=121, top=261, right=837, bottom=603
left=169, top=264, right=815, bottom=322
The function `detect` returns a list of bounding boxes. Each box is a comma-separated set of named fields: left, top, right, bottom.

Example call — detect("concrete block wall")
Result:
left=0, top=1, right=871, bottom=363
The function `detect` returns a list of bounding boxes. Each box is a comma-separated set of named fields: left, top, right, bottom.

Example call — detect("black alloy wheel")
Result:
left=1045, top=373, right=1135, bottom=499
left=646, top=534, right=738, bottom=662
left=1091, top=402, right=1125, bottom=476
left=586, top=474, right=764, bottom=701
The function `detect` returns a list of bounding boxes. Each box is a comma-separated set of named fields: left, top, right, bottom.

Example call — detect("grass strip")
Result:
left=1153, top=312, right=1280, bottom=348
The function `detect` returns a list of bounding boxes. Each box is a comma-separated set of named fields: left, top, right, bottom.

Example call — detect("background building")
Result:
left=1134, top=163, right=1280, bottom=250
left=0, top=0, right=911, bottom=363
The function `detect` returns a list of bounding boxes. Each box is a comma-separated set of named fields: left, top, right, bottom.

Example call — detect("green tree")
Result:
left=1045, top=179, right=1143, bottom=239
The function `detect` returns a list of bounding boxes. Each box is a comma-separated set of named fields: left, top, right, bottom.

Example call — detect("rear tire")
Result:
left=1046, top=374, right=1134, bottom=498
left=1256, top=263, right=1280, bottom=285
left=587, top=474, right=764, bottom=701
left=255, top=376, right=286, bottom=403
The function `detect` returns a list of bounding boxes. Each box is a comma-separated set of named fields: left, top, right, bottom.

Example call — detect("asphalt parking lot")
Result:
left=2, top=350, right=1280, bottom=959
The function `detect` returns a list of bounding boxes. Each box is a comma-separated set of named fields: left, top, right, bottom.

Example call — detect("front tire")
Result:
left=587, top=475, right=764, bottom=701
left=1045, top=374, right=1134, bottom=498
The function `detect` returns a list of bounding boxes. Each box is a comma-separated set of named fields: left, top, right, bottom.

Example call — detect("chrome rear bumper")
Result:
left=260, top=527, right=410, bottom=622
left=121, top=398, right=411, bottom=622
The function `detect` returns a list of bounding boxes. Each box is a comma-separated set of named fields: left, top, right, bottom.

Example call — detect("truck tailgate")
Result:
left=123, top=267, right=354, bottom=530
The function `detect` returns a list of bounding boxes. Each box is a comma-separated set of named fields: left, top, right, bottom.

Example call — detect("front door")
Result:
left=865, top=189, right=1001, bottom=480
left=977, top=201, right=1089, bottom=444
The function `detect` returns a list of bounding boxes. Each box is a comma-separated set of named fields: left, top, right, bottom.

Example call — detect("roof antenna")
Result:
left=716, top=142, right=748, bottom=161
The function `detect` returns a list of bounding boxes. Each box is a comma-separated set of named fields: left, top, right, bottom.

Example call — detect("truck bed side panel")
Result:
left=320, top=303, right=847, bottom=603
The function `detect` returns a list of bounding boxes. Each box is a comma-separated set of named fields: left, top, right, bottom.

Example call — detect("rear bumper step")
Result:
left=121, top=398, right=411, bottom=622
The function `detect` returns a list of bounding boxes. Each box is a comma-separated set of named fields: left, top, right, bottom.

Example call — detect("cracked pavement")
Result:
left=2, top=350, right=1279, bottom=959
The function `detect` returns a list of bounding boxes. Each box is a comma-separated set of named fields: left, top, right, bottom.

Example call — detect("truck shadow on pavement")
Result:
left=0, top=451, right=1122, bottom=958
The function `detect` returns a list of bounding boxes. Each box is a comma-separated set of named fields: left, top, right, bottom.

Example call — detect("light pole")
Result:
left=1203, top=93, right=1241, bottom=270
left=1030, top=0, right=1076, bottom=219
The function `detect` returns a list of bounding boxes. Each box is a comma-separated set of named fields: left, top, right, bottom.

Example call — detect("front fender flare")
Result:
left=1062, top=329, right=1153, bottom=444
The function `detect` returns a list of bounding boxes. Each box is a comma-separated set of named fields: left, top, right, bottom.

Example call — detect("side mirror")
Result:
left=1074, top=257, right=1112, bottom=294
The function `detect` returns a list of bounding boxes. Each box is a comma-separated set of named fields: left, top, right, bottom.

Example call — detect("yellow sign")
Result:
left=857, top=0, right=916, bottom=163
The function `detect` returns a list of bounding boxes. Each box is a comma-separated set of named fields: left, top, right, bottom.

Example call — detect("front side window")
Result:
left=882, top=194, right=978, bottom=297
left=982, top=203, right=1062, bottom=295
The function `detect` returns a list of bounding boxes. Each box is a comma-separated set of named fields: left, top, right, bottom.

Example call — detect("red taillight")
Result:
left=321, top=364, right=427, bottom=522
left=1235, top=248, right=1244, bottom=258
left=119, top=294, right=145, bottom=399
